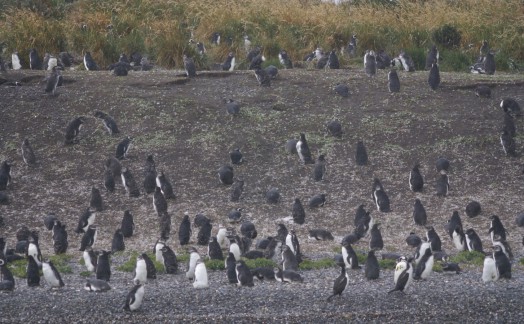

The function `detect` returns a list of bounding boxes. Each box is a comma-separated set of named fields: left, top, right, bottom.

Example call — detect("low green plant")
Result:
left=117, top=252, right=165, bottom=272
left=243, top=258, right=277, bottom=269
left=205, top=259, right=225, bottom=271
left=79, top=271, right=92, bottom=277
left=519, top=258, right=524, bottom=266
left=449, top=251, right=485, bottom=266
left=7, top=259, right=27, bottom=278
left=299, top=258, right=336, bottom=270
left=48, top=254, right=73, bottom=274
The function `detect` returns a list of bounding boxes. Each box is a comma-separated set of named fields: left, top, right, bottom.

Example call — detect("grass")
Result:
left=7, top=259, right=27, bottom=278
left=449, top=251, right=485, bottom=267
left=7, top=254, right=73, bottom=278
left=519, top=258, right=524, bottom=266
left=0, top=0, right=522, bottom=70
left=299, top=258, right=336, bottom=270
left=116, top=252, right=165, bottom=272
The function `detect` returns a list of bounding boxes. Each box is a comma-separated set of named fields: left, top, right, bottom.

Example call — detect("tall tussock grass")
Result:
left=0, top=0, right=522, bottom=71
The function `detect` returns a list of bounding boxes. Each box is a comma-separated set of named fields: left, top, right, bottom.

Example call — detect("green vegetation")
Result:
left=449, top=251, right=485, bottom=267
left=0, top=0, right=521, bottom=71
left=299, top=258, right=336, bottom=270
left=7, top=259, right=27, bottom=278
left=116, top=252, right=165, bottom=272
left=79, top=271, right=92, bottom=277
left=205, top=259, right=225, bottom=271
left=519, top=258, right=524, bottom=266
left=48, top=254, right=73, bottom=274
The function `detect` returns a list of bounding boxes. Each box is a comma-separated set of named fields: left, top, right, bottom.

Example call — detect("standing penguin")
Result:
left=11, top=51, right=22, bottom=70
left=197, top=219, right=212, bottom=246
left=428, top=63, right=440, bottom=90
left=89, top=187, right=103, bottom=212
left=79, top=225, right=97, bottom=251
left=208, top=237, right=223, bottom=260
left=64, top=116, right=86, bottom=145
left=484, top=52, right=496, bottom=75
left=279, top=50, right=293, bottom=69
left=388, top=256, right=413, bottom=293
left=186, top=247, right=201, bottom=282
left=115, top=136, right=133, bottom=160
left=104, top=168, right=115, bottom=193
left=296, top=133, right=314, bottom=164
left=143, top=165, right=157, bottom=195
left=42, top=260, right=65, bottom=288
left=341, top=241, right=360, bottom=270
left=292, top=198, right=306, bottom=225
left=482, top=256, right=498, bottom=283
left=75, top=208, right=96, bottom=234
left=364, top=50, right=377, bottom=77
left=154, top=240, right=165, bottom=264
left=94, top=111, right=119, bottom=135
left=179, top=213, right=192, bottom=246
left=183, top=54, right=196, bottom=77
left=426, top=226, right=442, bottom=252
left=327, top=50, right=340, bottom=69
left=500, top=129, right=517, bottom=157
left=409, top=164, right=424, bottom=192
left=21, top=139, right=36, bottom=166
left=0, top=161, right=11, bottom=191
left=120, top=210, right=135, bottom=238
left=489, top=215, right=507, bottom=242
left=29, top=48, right=42, bottom=70
left=52, top=220, right=68, bottom=254
left=84, top=52, right=98, bottom=71
left=312, top=155, right=326, bottom=181
left=27, top=255, right=41, bottom=287
left=156, top=171, right=175, bottom=199
left=161, top=245, right=178, bottom=274
left=451, top=225, right=467, bottom=252
left=365, top=250, right=380, bottom=280
left=493, top=245, right=511, bottom=279
left=27, top=234, right=42, bottom=267
left=425, top=45, right=439, bottom=70
left=412, top=199, right=428, bottom=226
left=369, top=223, right=384, bottom=251
left=133, top=255, right=147, bottom=285
left=111, top=229, right=125, bottom=252
left=236, top=260, right=254, bottom=287
left=193, top=260, right=209, bottom=289
left=96, top=250, right=111, bottom=281
left=413, top=248, right=434, bottom=280
left=230, top=178, right=244, bottom=202
left=153, top=187, right=168, bottom=215
left=465, top=228, right=483, bottom=253
left=281, top=245, right=299, bottom=271
left=226, top=252, right=238, bottom=284
left=218, top=165, right=234, bottom=185
left=372, top=178, right=390, bottom=212
left=355, top=140, right=368, bottom=166
left=124, top=284, right=145, bottom=312
left=229, top=237, right=242, bottom=261
left=388, top=69, right=401, bottom=93
left=327, top=264, right=348, bottom=301
left=83, top=247, right=97, bottom=272
left=121, top=168, right=140, bottom=197
left=447, top=210, right=463, bottom=239
left=142, top=253, right=156, bottom=279
left=222, top=52, right=235, bottom=71
left=435, top=171, right=449, bottom=197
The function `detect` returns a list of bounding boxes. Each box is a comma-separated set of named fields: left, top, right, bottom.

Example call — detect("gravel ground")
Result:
left=1, top=254, right=524, bottom=323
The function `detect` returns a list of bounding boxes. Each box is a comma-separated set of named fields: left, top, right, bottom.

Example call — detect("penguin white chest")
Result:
left=193, top=262, right=209, bottom=289
left=129, top=285, right=145, bottom=311
left=134, top=259, right=147, bottom=285
left=42, top=263, right=60, bottom=287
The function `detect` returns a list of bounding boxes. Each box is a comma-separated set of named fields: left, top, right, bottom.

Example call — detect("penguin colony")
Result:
left=0, top=36, right=522, bottom=314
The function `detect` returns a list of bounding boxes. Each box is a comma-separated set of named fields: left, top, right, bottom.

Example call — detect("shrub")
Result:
left=432, top=25, right=462, bottom=49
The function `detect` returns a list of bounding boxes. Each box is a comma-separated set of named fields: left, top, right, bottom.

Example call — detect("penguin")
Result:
left=116, top=136, right=133, bottom=160
left=425, top=226, right=441, bottom=251
left=144, top=170, right=157, bottom=195
left=346, top=34, right=357, bottom=56
left=435, top=157, right=450, bottom=172
left=75, top=208, right=96, bottom=234
left=52, top=220, right=68, bottom=254
left=326, top=120, right=343, bottom=138
left=251, top=267, right=276, bottom=281
left=0, top=161, right=11, bottom=192
left=247, top=46, right=262, bottom=64
left=492, top=235, right=513, bottom=261
left=264, top=237, right=282, bottom=262
left=316, top=51, right=328, bottom=69
left=278, top=50, right=293, bottom=69
left=93, top=111, right=119, bottom=135
left=0, top=258, right=15, bottom=291
left=44, top=53, right=58, bottom=71
left=120, top=210, right=135, bottom=238
left=412, top=199, right=427, bottom=226
left=226, top=99, right=240, bottom=116
left=236, top=260, right=254, bottom=287
left=465, top=201, right=481, bottom=218
left=230, top=148, right=243, bottom=164
left=84, top=278, right=111, bottom=292
left=254, top=68, right=271, bottom=86
left=89, top=187, right=103, bottom=212
left=208, top=237, right=223, bottom=260
left=132, top=254, right=147, bottom=285
left=493, top=245, right=511, bottom=279
left=451, top=225, right=467, bottom=252
left=158, top=211, right=171, bottom=241
left=27, top=255, right=41, bottom=287
left=435, top=171, right=449, bottom=197
left=365, top=250, right=380, bottom=280
left=414, top=241, right=431, bottom=265
left=465, top=228, right=483, bottom=253
left=244, top=251, right=264, bottom=259
left=428, top=63, right=440, bottom=90
left=264, top=65, right=278, bottom=79
left=364, top=50, right=377, bottom=77
left=308, top=194, right=326, bottom=208
left=20, top=138, right=36, bottom=166
left=327, top=50, right=340, bottom=69
left=29, top=48, right=42, bottom=70
left=0, top=193, right=8, bottom=206
left=375, top=49, right=391, bottom=69
left=83, top=247, right=97, bottom=272
left=327, top=264, right=347, bottom=301
left=309, top=229, right=335, bottom=241
left=502, top=110, right=516, bottom=137
left=79, top=225, right=97, bottom=251
left=42, top=260, right=65, bottom=288
left=500, top=129, right=516, bottom=157
left=341, top=241, right=360, bottom=270
left=194, top=213, right=210, bottom=228
left=230, top=178, right=244, bottom=202
left=111, top=229, right=125, bottom=252
left=291, top=198, right=306, bottom=225
left=104, top=168, right=115, bottom=193
left=228, top=208, right=242, bottom=223
left=475, top=85, right=491, bottom=98
left=388, top=68, right=401, bottom=93
left=26, top=234, right=42, bottom=267
left=193, top=260, right=209, bottom=289
left=369, top=224, right=384, bottom=250
left=153, top=186, right=168, bottom=216
left=334, top=83, right=349, bottom=98
left=500, top=98, right=521, bottom=117
left=489, top=215, right=507, bottom=242
left=256, top=238, right=272, bottom=252
left=275, top=268, right=304, bottom=283
left=281, top=244, right=299, bottom=271
left=186, top=247, right=201, bottom=281
left=182, top=54, right=196, bottom=77
left=226, top=252, right=238, bottom=284
left=388, top=256, right=413, bottom=293
left=218, top=165, right=234, bottom=185
left=161, top=245, right=178, bottom=274
left=110, top=61, right=131, bottom=76
left=11, top=51, right=22, bottom=70
left=96, top=250, right=111, bottom=281
left=446, top=210, right=462, bottom=238
left=285, top=139, right=298, bottom=154
left=84, top=52, right=98, bottom=70
left=179, top=213, right=192, bottom=245
left=197, top=219, right=212, bottom=246
left=124, top=284, right=145, bottom=312
left=482, top=256, right=498, bottom=283
left=59, top=52, right=74, bottom=67
left=372, top=178, right=390, bottom=212
left=156, top=171, right=175, bottom=199
left=216, top=226, right=228, bottom=249
left=396, top=51, right=416, bottom=72
left=240, top=221, right=257, bottom=239
left=413, top=247, right=433, bottom=280
left=153, top=239, right=165, bottom=264
left=121, top=168, right=140, bottom=197
left=140, top=253, right=156, bottom=279
left=64, top=116, right=85, bottom=145
left=229, top=237, right=242, bottom=261
left=222, top=52, right=235, bottom=71
left=409, top=164, right=424, bottom=192
left=296, top=133, right=313, bottom=164
left=355, top=140, right=368, bottom=166
left=425, top=44, right=439, bottom=70
left=266, top=188, right=280, bottom=204
left=516, top=213, right=524, bottom=227
left=484, top=52, right=495, bottom=75
left=276, top=223, right=289, bottom=242
left=354, top=204, right=373, bottom=239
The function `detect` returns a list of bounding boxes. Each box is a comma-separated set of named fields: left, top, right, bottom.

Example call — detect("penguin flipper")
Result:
left=389, top=270, right=409, bottom=293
